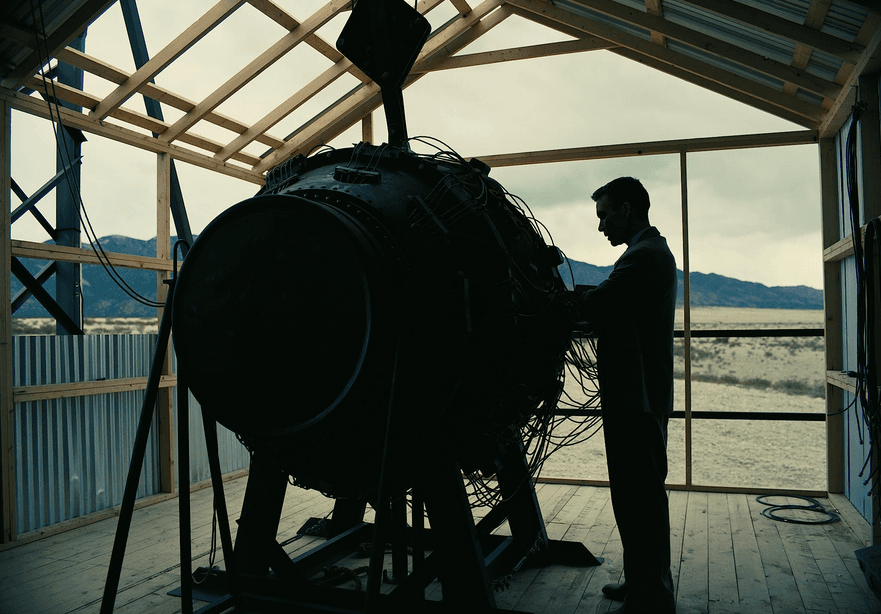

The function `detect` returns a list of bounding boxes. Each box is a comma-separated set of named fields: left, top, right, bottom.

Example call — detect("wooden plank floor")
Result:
left=1, top=476, right=879, bottom=613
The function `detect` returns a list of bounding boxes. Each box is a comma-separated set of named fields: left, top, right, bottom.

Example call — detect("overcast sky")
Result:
left=9, top=0, right=824, bottom=289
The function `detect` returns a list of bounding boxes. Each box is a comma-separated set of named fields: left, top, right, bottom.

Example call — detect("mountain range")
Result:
left=10, top=235, right=823, bottom=317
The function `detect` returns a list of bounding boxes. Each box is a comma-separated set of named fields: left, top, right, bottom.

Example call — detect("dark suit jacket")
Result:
left=580, top=227, right=677, bottom=415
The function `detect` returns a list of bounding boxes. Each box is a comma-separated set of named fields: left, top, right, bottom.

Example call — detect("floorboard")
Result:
left=1, top=477, right=880, bottom=614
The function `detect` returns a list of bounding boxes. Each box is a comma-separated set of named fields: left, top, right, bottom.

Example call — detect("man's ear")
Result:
left=622, top=201, right=631, bottom=218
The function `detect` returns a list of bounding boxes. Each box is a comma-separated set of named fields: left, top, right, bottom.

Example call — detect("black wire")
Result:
left=399, top=137, right=604, bottom=506
left=29, top=1, right=164, bottom=309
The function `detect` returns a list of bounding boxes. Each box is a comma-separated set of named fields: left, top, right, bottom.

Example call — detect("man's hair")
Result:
left=591, top=177, right=650, bottom=220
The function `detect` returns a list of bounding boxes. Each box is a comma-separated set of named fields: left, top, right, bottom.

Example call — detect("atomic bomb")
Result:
left=171, top=141, right=573, bottom=498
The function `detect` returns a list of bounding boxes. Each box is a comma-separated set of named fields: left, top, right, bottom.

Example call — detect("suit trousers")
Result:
left=602, top=409, right=675, bottom=609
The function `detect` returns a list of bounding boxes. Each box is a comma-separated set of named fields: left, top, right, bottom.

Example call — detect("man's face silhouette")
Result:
left=596, top=194, right=630, bottom=247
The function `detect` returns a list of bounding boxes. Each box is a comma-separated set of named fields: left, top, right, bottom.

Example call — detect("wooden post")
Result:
left=362, top=113, right=373, bottom=145
left=0, top=100, right=14, bottom=543
left=859, top=75, right=881, bottom=221
left=820, top=137, right=844, bottom=495
left=157, top=152, right=175, bottom=493
left=679, top=151, right=692, bottom=488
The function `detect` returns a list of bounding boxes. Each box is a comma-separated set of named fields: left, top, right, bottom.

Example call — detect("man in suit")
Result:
left=579, top=177, right=677, bottom=614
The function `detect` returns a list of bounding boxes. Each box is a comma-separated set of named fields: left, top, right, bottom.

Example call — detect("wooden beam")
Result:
left=826, top=371, right=856, bottom=393
left=0, top=99, right=14, bottom=544
left=1, top=0, right=117, bottom=89
left=91, top=0, right=246, bottom=120
left=246, top=0, right=370, bottom=82
left=819, top=12, right=881, bottom=137
left=362, top=112, right=373, bottom=144
left=564, top=0, right=842, bottom=99
left=820, top=137, right=844, bottom=494
left=680, top=152, right=693, bottom=487
left=782, top=0, right=830, bottom=98
left=12, top=375, right=178, bottom=403
left=222, top=38, right=607, bottom=163
left=824, top=231, right=859, bottom=262
left=645, top=0, right=666, bottom=47
left=470, top=130, right=818, bottom=167
left=509, top=0, right=825, bottom=125
left=255, top=0, right=509, bottom=173
left=215, top=57, right=354, bottom=162
left=217, top=0, right=447, bottom=161
left=160, top=0, right=350, bottom=144
left=25, top=78, right=263, bottom=167
left=0, top=89, right=264, bottom=184
left=55, top=47, right=285, bottom=149
left=677, top=0, right=864, bottom=63
left=12, top=240, right=174, bottom=271
left=449, top=0, right=472, bottom=16
left=156, top=153, right=174, bottom=494
left=419, top=37, right=613, bottom=71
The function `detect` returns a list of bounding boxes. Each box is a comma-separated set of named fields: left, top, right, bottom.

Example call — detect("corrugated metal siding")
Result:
left=13, top=335, right=161, bottom=534
left=666, top=0, right=798, bottom=65
left=553, top=0, right=654, bottom=42
left=823, top=1, right=871, bottom=42
left=174, top=389, right=251, bottom=486
left=734, top=0, right=809, bottom=24
left=665, top=39, right=786, bottom=90
left=12, top=334, right=250, bottom=537
left=553, top=0, right=850, bottom=97
left=168, top=350, right=251, bottom=486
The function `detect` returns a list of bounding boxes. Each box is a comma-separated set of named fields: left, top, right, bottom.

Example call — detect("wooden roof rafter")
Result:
left=644, top=0, right=665, bottom=47
left=54, top=47, right=285, bottom=149
left=90, top=0, right=247, bottom=120
left=0, top=0, right=117, bottom=89
left=217, top=33, right=610, bottom=162
left=419, top=37, right=614, bottom=71
left=246, top=0, right=369, bottom=82
left=213, top=0, right=449, bottom=162
left=158, top=0, right=352, bottom=145
left=781, top=0, right=831, bottom=101
left=255, top=0, right=512, bottom=173
left=0, top=87, right=264, bottom=184
left=25, top=76, right=263, bottom=167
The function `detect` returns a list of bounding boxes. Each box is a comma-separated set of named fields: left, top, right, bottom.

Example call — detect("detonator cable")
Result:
left=29, top=0, right=164, bottom=309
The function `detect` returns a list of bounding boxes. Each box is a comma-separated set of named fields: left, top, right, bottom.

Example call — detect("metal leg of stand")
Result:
left=410, top=486, right=425, bottom=609
left=423, top=456, right=496, bottom=610
left=201, top=411, right=240, bottom=599
left=364, top=337, right=403, bottom=614
left=100, top=283, right=175, bottom=614
left=234, top=454, right=288, bottom=576
left=178, top=370, right=193, bottom=614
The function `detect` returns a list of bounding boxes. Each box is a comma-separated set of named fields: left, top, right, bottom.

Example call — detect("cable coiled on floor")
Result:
left=756, top=495, right=840, bottom=525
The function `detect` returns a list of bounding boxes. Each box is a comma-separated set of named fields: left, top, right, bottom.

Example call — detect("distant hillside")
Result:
left=11, top=236, right=823, bottom=317
left=563, top=260, right=823, bottom=310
